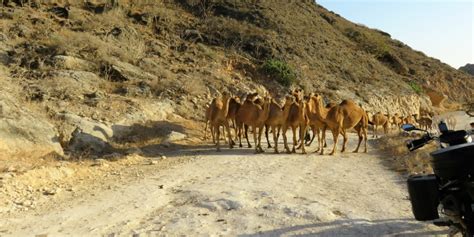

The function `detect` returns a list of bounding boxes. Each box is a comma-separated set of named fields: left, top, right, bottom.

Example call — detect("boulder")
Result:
left=57, top=112, right=113, bottom=155
left=46, top=70, right=102, bottom=101
left=164, top=131, right=186, bottom=142
left=0, top=90, right=63, bottom=160
left=101, top=61, right=156, bottom=82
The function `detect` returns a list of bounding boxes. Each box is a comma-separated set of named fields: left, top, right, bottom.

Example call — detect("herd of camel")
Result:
left=203, top=89, right=445, bottom=155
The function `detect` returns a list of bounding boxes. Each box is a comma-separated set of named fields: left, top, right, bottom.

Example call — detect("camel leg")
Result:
left=265, top=124, right=272, bottom=148
left=314, top=126, right=321, bottom=152
left=320, top=125, right=327, bottom=155
left=237, top=122, right=243, bottom=148
left=257, top=125, right=265, bottom=153
left=272, top=126, right=279, bottom=154
left=244, top=125, right=252, bottom=148
left=211, top=125, right=216, bottom=144
left=215, top=124, right=221, bottom=152
left=233, top=119, right=239, bottom=141
left=282, top=126, right=291, bottom=154
left=329, top=127, right=340, bottom=156
left=307, top=125, right=316, bottom=146
left=372, top=125, right=376, bottom=138
left=277, top=126, right=281, bottom=141
left=363, top=125, right=368, bottom=153
left=296, top=133, right=304, bottom=150
left=299, top=125, right=307, bottom=154
left=227, top=119, right=235, bottom=146
left=225, top=121, right=233, bottom=149
left=353, top=125, right=363, bottom=153
left=252, top=125, right=259, bottom=153
left=291, top=126, right=297, bottom=153
left=341, top=129, right=348, bottom=153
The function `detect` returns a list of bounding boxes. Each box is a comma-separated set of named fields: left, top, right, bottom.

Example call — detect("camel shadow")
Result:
left=239, top=218, right=447, bottom=237
left=139, top=132, right=375, bottom=159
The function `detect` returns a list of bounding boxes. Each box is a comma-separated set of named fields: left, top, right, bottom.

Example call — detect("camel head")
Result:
left=246, top=92, right=259, bottom=102
left=262, top=96, right=272, bottom=109
left=221, top=91, right=231, bottom=100
left=291, top=89, right=304, bottom=102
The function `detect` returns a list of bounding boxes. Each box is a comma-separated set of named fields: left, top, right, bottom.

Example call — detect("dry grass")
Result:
left=374, top=133, right=436, bottom=175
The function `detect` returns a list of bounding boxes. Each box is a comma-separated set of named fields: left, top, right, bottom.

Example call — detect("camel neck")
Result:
left=222, top=97, right=231, bottom=116
left=282, top=102, right=293, bottom=118
left=314, top=98, right=328, bottom=119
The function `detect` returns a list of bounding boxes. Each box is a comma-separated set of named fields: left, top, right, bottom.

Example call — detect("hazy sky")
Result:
left=317, top=0, right=474, bottom=69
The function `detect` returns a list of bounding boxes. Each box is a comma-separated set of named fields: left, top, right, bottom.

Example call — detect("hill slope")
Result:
left=0, top=0, right=473, bottom=158
left=459, top=63, right=474, bottom=76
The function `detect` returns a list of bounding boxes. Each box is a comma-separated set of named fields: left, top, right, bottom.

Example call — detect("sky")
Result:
left=316, top=0, right=474, bottom=69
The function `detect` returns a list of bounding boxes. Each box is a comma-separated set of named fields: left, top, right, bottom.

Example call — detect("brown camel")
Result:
left=254, top=95, right=274, bottom=148
left=391, top=113, right=403, bottom=130
left=235, top=92, right=260, bottom=148
left=320, top=100, right=368, bottom=155
left=209, top=92, right=233, bottom=151
left=446, top=115, right=457, bottom=130
left=235, top=96, right=272, bottom=153
left=204, top=98, right=225, bottom=143
left=403, top=114, right=417, bottom=125
left=265, top=96, right=293, bottom=153
left=371, top=112, right=389, bottom=138
left=282, top=96, right=309, bottom=154
left=417, top=116, right=433, bottom=131
left=227, top=95, right=242, bottom=142
left=204, top=97, right=233, bottom=145
left=305, top=94, right=334, bottom=152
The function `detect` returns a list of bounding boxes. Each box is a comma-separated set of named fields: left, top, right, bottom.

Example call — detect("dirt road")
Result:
left=0, top=134, right=446, bottom=236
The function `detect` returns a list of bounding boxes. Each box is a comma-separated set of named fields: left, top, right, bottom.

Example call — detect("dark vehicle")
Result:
left=403, top=122, right=474, bottom=236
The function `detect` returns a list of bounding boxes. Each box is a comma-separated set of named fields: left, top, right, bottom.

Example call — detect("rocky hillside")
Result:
left=0, top=0, right=473, bottom=161
left=459, top=63, right=474, bottom=76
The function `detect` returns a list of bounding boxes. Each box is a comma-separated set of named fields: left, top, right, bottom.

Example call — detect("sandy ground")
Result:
left=0, top=132, right=447, bottom=237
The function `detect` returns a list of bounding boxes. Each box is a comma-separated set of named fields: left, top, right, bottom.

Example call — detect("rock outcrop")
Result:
left=0, top=88, right=63, bottom=160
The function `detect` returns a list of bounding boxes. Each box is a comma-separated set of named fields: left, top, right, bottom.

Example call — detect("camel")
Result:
left=253, top=95, right=274, bottom=148
left=233, top=92, right=260, bottom=148
left=209, top=92, right=233, bottom=151
left=403, top=114, right=417, bottom=125
left=204, top=99, right=225, bottom=143
left=235, top=96, right=272, bottom=153
left=204, top=97, right=233, bottom=145
left=226, top=95, right=242, bottom=142
left=417, top=116, right=433, bottom=131
left=391, top=113, right=403, bottom=130
left=446, top=115, right=457, bottom=130
left=265, top=96, right=293, bottom=153
left=305, top=94, right=334, bottom=152
left=282, top=96, right=309, bottom=154
left=371, top=112, right=389, bottom=138
left=320, top=100, right=368, bottom=155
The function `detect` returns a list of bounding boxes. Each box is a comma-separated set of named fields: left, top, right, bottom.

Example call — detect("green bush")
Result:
left=262, top=59, right=296, bottom=87
left=408, top=81, right=423, bottom=94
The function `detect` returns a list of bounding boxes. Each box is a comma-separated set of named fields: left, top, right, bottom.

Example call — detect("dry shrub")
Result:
left=375, top=133, right=436, bottom=174
left=42, top=25, right=145, bottom=65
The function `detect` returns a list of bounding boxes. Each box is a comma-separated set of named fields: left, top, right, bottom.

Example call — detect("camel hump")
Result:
left=326, top=102, right=336, bottom=108
left=339, top=99, right=357, bottom=106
